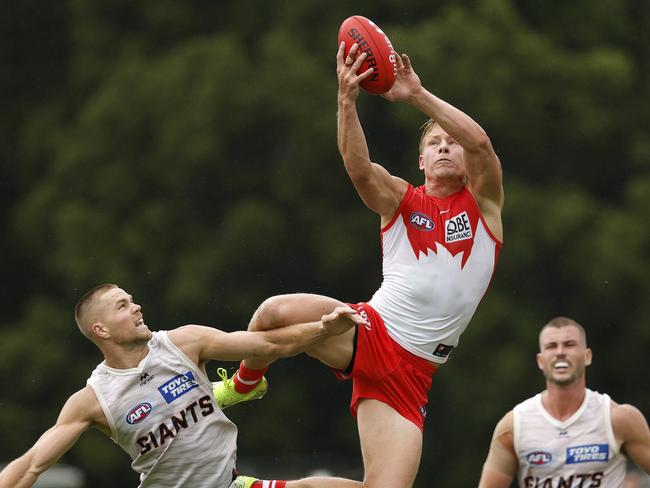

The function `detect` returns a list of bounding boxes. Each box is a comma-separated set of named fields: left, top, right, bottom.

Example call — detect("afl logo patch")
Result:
left=527, top=451, right=552, bottom=465
left=126, top=402, right=153, bottom=425
left=409, top=212, right=434, bottom=231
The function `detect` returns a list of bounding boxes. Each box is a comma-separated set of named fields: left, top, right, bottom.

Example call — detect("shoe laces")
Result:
left=216, top=367, right=232, bottom=387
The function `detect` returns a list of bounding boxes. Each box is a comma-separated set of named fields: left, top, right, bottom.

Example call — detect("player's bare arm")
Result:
left=336, top=41, right=408, bottom=224
left=478, top=411, right=518, bottom=488
left=385, top=53, right=504, bottom=239
left=171, top=306, right=365, bottom=365
left=0, top=386, right=107, bottom=488
left=612, top=403, right=650, bottom=473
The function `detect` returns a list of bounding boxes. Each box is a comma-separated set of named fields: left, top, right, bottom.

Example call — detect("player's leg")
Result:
left=233, top=476, right=361, bottom=488
left=357, top=399, right=423, bottom=488
left=287, top=476, right=363, bottom=488
left=214, top=294, right=355, bottom=408
left=245, top=293, right=357, bottom=372
left=245, top=294, right=349, bottom=364
left=286, top=478, right=362, bottom=487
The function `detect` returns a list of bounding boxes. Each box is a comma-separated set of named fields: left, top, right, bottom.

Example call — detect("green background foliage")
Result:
left=1, top=0, right=648, bottom=486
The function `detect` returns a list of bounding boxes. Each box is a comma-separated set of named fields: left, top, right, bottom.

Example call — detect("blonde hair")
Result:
left=418, top=119, right=439, bottom=153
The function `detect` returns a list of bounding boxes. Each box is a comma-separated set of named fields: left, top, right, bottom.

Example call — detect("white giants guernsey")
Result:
left=369, top=184, right=501, bottom=363
left=87, top=331, right=238, bottom=488
left=513, top=389, right=627, bottom=488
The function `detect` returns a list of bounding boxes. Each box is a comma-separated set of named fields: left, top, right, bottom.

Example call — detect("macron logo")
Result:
left=158, top=371, right=199, bottom=404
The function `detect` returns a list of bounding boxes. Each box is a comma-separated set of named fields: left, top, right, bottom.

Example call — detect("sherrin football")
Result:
left=338, top=15, right=398, bottom=95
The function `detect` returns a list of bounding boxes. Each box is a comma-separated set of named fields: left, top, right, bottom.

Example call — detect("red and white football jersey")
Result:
left=368, top=184, right=502, bottom=363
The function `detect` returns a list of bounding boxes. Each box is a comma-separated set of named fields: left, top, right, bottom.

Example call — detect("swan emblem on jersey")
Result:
left=404, top=210, right=479, bottom=268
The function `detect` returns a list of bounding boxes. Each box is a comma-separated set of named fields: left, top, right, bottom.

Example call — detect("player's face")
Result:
left=96, top=287, right=151, bottom=345
left=536, top=325, right=592, bottom=386
left=419, top=125, right=467, bottom=182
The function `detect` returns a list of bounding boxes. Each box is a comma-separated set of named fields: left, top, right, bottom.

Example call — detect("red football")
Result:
left=338, top=15, right=398, bottom=95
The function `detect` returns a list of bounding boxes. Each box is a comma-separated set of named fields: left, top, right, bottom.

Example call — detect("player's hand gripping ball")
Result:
left=338, top=15, right=398, bottom=95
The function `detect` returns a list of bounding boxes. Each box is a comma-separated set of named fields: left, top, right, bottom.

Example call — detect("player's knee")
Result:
left=248, top=295, right=289, bottom=331
left=362, top=476, right=412, bottom=488
left=362, top=464, right=416, bottom=488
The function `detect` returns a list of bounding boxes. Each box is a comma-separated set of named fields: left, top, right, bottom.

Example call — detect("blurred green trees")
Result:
left=1, top=0, right=648, bottom=486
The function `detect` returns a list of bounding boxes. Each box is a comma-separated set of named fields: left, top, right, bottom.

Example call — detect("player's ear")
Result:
left=418, top=154, right=425, bottom=170
left=584, top=348, right=592, bottom=367
left=91, top=322, right=110, bottom=339
left=535, top=352, right=544, bottom=371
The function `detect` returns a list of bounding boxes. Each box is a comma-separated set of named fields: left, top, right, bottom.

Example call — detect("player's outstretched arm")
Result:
left=384, top=53, right=504, bottom=234
left=478, top=411, right=518, bottom=488
left=170, top=306, right=366, bottom=364
left=613, top=403, right=650, bottom=473
left=0, top=387, right=100, bottom=488
left=336, top=41, right=407, bottom=221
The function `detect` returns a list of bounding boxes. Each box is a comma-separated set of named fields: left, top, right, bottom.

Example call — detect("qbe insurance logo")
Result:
left=445, top=211, right=473, bottom=243
left=158, top=371, right=199, bottom=404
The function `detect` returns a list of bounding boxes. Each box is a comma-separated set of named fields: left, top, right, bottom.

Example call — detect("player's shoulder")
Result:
left=166, top=325, right=201, bottom=355
left=611, top=402, right=647, bottom=427
left=513, top=393, right=538, bottom=412
left=495, top=410, right=514, bottom=434
left=167, top=324, right=228, bottom=363
left=385, top=173, right=410, bottom=203
left=69, top=384, right=99, bottom=404
left=609, top=400, right=650, bottom=442
left=392, top=174, right=410, bottom=191
left=61, top=385, right=105, bottom=423
left=168, top=324, right=225, bottom=345
left=491, top=410, right=515, bottom=451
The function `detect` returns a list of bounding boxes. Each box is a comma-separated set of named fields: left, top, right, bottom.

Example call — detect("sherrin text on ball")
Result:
left=338, top=15, right=397, bottom=94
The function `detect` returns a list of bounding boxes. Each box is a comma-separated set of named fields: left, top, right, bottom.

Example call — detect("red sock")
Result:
left=233, top=362, right=267, bottom=394
left=251, top=481, right=286, bottom=488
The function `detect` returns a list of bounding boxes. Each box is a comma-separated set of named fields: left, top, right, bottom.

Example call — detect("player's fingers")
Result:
left=401, top=53, right=411, bottom=69
left=328, top=306, right=352, bottom=317
left=345, top=43, right=359, bottom=66
left=346, top=311, right=369, bottom=326
left=337, top=41, right=345, bottom=62
left=321, top=309, right=339, bottom=321
left=351, top=51, right=367, bottom=69
left=356, top=67, right=374, bottom=82
left=337, top=305, right=358, bottom=315
left=323, top=305, right=355, bottom=321
left=349, top=314, right=369, bottom=326
left=394, top=52, right=404, bottom=69
left=332, top=306, right=369, bottom=326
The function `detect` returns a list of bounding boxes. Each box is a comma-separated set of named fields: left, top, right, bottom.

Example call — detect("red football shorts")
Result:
left=333, top=302, right=438, bottom=431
